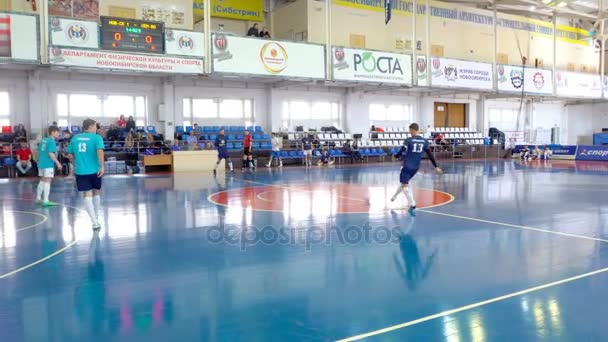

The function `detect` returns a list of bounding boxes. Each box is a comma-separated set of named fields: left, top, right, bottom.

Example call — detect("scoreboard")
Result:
left=100, top=17, right=164, bottom=54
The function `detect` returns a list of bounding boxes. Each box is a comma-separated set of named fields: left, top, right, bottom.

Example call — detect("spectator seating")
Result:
left=185, top=125, right=272, bottom=150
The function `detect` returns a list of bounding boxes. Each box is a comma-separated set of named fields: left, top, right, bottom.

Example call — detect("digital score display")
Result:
left=100, top=17, right=164, bottom=54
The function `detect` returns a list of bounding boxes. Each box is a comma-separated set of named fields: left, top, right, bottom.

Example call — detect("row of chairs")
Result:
left=177, top=126, right=264, bottom=133
left=61, top=126, right=158, bottom=134
left=440, top=133, right=484, bottom=139
left=1, top=157, right=17, bottom=177
left=374, top=133, right=411, bottom=139
left=433, top=127, right=476, bottom=133
left=181, top=134, right=271, bottom=141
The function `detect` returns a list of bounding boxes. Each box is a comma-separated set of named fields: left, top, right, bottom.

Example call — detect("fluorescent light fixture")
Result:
left=557, top=1, right=568, bottom=7
left=529, top=5, right=536, bottom=10
left=542, top=0, right=553, bottom=4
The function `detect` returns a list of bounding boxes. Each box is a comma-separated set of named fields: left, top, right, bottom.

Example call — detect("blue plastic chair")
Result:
left=280, top=151, right=289, bottom=158
left=289, top=151, right=298, bottom=158
left=297, top=151, right=304, bottom=158
left=313, top=150, right=321, bottom=157
left=255, top=126, right=263, bottom=132
left=185, top=126, right=193, bottom=133
left=71, top=126, right=81, bottom=134
left=236, top=134, right=244, bottom=140
left=203, top=126, right=212, bottom=132
left=227, top=135, right=235, bottom=141
left=176, top=126, right=185, bottom=133
left=146, top=126, right=156, bottom=134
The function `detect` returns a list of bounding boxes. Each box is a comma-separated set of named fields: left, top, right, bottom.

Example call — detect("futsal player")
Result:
left=242, top=130, right=255, bottom=171
left=391, top=123, right=443, bottom=216
left=266, top=133, right=283, bottom=168
left=302, top=134, right=313, bottom=167
left=213, top=128, right=233, bottom=175
left=36, top=126, right=62, bottom=206
left=66, top=119, right=105, bottom=231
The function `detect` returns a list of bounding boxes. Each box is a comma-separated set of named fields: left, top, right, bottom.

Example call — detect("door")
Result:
left=434, top=102, right=447, bottom=127
left=447, top=103, right=466, bottom=127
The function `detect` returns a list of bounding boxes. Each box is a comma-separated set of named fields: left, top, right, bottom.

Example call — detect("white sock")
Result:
left=404, top=186, right=416, bottom=207
left=391, top=185, right=403, bottom=200
left=36, top=182, right=44, bottom=201
left=84, top=197, right=98, bottom=226
left=43, top=182, right=51, bottom=202
left=228, top=161, right=233, bottom=171
left=93, top=195, right=102, bottom=221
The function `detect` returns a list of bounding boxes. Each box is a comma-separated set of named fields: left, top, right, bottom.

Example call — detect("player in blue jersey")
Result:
left=213, top=128, right=234, bottom=175
left=36, top=126, right=62, bottom=206
left=66, top=119, right=105, bottom=231
left=391, top=123, right=443, bottom=216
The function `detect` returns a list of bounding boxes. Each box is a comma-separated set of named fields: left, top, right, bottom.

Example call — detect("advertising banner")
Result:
left=430, top=57, right=493, bottom=90
left=212, top=34, right=325, bottom=79
left=0, top=12, right=39, bottom=62
left=49, top=17, right=99, bottom=49
left=496, top=65, right=553, bottom=95
left=49, top=47, right=204, bottom=74
left=332, top=47, right=412, bottom=85
left=165, top=29, right=204, bottom=57
left=193, top=0, right=264, bottom=22
left=514, top=144, right=577, bottom=159
left=576, top=145, right=608, bottom=161
left=416, top=55, right=428, bottom=86
left=555, top=71, right=602, bottom=98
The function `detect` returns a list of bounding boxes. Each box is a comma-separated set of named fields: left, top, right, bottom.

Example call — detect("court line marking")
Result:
left=0, top=240, right=78, bottom=279
left=418, top=209, right=608, bottom=244
left=335, top=265, right=608, bottom=341
left=3, top=210, right=49, bottom=232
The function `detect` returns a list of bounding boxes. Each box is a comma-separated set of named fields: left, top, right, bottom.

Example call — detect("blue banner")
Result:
left=385, top=0, right=392, bottom=24
left=576, top=145, right=608, bottom=161
left=514, top=145, right=577, bottom=156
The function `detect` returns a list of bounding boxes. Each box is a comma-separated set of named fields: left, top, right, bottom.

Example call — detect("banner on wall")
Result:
left=49, top=47, right=204, bottom=74
left=430, top=57, right=493, bottom=90
left=165, top=29, right=204, bottom=57
left=49, top=17, right=99, bottom=49
left=555, top=71, right=602, bottom=98
left=212, top=34, right=325, bottom=79
left=514, top=145, right=577, bottom=159
left=576, top=145, right=608, bottom=161
left=332, top=47, right=412, bottom=85
left=416, top=56, right=428, bottom=86
left=496, top=65, right=553, bottom=95
left=193, top=0, right=264, bottom=22
left=0, top=13, right=39, bottom=62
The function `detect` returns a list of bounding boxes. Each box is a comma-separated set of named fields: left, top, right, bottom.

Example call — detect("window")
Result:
left=282, top=100, right=342, bottom=127
left=56, top=93, right=147, bottom=126
left=368, top=103, right=413, bottom=122
left=182, top=98, right=254, bottom=125
left=488, top=108, right=518, bottom=131
left=0, top=91, right=9, bottom=127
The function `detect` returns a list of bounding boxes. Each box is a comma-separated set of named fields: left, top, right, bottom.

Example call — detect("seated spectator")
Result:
left=259, top=27, right=271, bottom=38
left=107, top=124, right=120, bottom=142
left=520, top=146, right=531, bottom=161
left=352, top=139, right=363, bottom=162
left=533, top=146, right=543, bottom=160
left=14, top=124, right=27, bottom=143
left=117, top=115, right=127, bottom=128
left=58, top=130, right=72, bottom=144
left=541, top=146, right=552, bottom=160
left=192, top=123, right=201, bottom=135
left=126, top=116, right=136, bottom=133
left=247, top=23, right=260, bottom=37
left=317, top=148, right=334, bottom=167
left=434, top=133, right=450, bottom=149
left=15, top=143, right=33, bottom=176
left=370, top=125, right=376, bottom=132
left=124, top=132, right=135, bottom=152
left=342, top=140, right=353, bottom=162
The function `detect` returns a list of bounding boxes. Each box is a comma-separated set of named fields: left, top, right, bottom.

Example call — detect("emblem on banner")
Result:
left=417, top=57, right=426, bottom=81
left=333, top=48, right=348, bottom=70
left=178, top=35, right=194, bottom=52
left=260, top=42, right=288, bottom=74
left=66, top=23, right=88, bottom=44
left=497, top=65, right=507, bottom=83
left=431, top=57, right=443, bottom=77
left=50, top=17, right=62, bottom=32
left=165, top=29, right=175, bottom=41
left=213, top=34, right=232, bottom=61
left=510, top=69, right=523, bottom=89
left=50, top=47, right=65, bottom=63
left=532, top=72, right=544, bottom=90
left=444, top=65, right=458, bottom=81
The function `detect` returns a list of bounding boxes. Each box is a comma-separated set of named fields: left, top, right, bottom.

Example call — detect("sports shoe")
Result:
left=92, top=223, right=102, bottom=232
left=42, top=201, right=59, bottom=207
left=390, top=195, right=397, bottom=202
left=408, top=206, right=417, bottom=217
left=279, top=162, right=283, bottom=168
left=266, top=163, right=271, bottom=168
left=213, top=169, right=217, bottom=176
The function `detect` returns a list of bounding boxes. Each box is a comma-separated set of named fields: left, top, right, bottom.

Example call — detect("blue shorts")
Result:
left=218, top=149, right=229, bottom=160
left=76, top=174, right=103, bottom=192
left=272, top=150, right=281, bottom=158
left=399, top=168, right=418, bottom=184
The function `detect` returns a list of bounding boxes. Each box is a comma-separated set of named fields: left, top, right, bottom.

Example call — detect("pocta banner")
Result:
left=165, top=29, right=204, bottom=57
left=0, top=13, right=39, bottom=62
left=430, top=57, right=493, bottom=90
left=212, top=34, right=325, bottom=79
left=496, top=65, right=553, bottom=95
left=49, top=17, right=99, bottom=49
left=576, top=145, right=608, bottom=161
left=49, top=47, right=204, bottom=74
left=555, top=71, right=602, bottom=98
left=332, top=47, right=412, bottom=85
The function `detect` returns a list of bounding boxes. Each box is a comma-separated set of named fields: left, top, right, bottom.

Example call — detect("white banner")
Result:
left=49, top=17, right=99, bottom=49
left=212, top=34, right=325, bottom=79
left=555, top=71, right=602, bottom=98
left=430, top=57, right=493, bottom=90
left=416, top=56, right=428, bottom=86
left=496, top=65, right=553, bottom=95
left=332, top=47, right=412, bottom=85
left=49, top=47, right=204, bottom=74
left=0, top=13, right=38, bottom=62
left=165, top=29, right=204, bottom=57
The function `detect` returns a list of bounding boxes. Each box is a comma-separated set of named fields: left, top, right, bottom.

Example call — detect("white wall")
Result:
left=345, top=91, right=418, bottom=135
left=0, top=70, right=29, bottom=129
left=566, top=103, right=608, bottom=145
left=272, top=0, right=308, bottom=41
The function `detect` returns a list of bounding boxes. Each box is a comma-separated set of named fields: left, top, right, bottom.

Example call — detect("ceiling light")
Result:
left=542, top=0, right=553, bottom=4
left=529, top=5, right=536, bottom=10
left=557, top=1, right=568, bottom=7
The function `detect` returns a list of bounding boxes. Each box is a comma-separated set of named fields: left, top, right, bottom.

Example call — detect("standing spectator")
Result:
left=187, top=131, right=198, bottom=150
left=192, top=123, right=201, bottom=135
left=302, top=134, right=313, bottom=167
left=126, top=116, right=136, bottom=133
left=242, top=130, right=255, bottom=171
left=259, top=27, right=271, bottom=38
left=247, top=23, right=260, bottom=37
left=15, top=143, right=33, bottom=176
left=14, top=124, right=27, bottom=142
left=117, top=115, right=127, bottom=128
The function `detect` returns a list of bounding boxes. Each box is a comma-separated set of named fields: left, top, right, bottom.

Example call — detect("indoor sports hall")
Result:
left=1, top=0, right=608, bottom=341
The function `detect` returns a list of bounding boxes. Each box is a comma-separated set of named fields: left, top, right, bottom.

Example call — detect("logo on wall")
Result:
left=497, top=65, right=507, bottom=83
left=353, top=52, right=403, bottom=75
left=431, top=57, right=443, bottom=77
left=50, top=47, right=65, bottom=62
left=333, top=48, right=348, bottom=70
left=178, top=35, right=194, bottom=51
left=532, top=72, right=544, bottom=90
left=66, top=23, right=88, bottom=44
left=444, top=65, right=458, bottom=81
left=417, top=57, right=427, bottom=82
left=260, top=42, right=288, bottom=74
left=50, top=17, right=62, bottom=32
left=213, top=34, right=232, bottom=61
left=510, top=69, right=523, bottom=89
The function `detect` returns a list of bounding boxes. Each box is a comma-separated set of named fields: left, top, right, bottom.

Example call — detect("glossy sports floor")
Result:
left=1, top=159, right=608, bottom=342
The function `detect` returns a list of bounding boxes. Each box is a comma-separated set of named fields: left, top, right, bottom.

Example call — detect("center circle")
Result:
left=208, top=183, right=454, bottom=214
